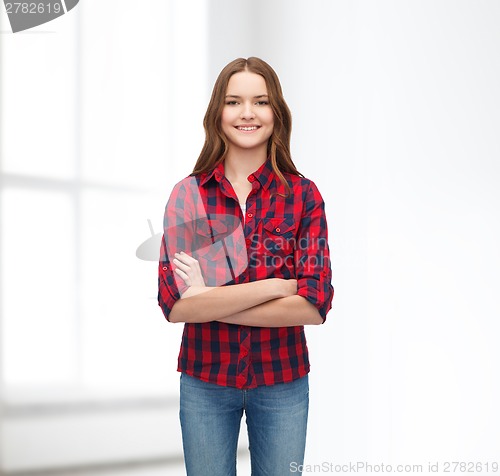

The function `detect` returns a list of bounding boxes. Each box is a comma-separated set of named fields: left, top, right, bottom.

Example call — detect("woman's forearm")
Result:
left=217, top=295, right=323, bottom=327
left=168, top=278, right=296, bottom=323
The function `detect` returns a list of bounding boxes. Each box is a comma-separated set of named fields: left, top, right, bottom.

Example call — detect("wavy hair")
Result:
left=191, top=57, right=302, bottom=191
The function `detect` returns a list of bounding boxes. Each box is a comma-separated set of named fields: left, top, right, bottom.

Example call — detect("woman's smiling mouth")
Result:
left=235, top=125, right=261, bottom=132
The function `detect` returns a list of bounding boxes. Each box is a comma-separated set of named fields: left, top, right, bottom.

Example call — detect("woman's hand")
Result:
left=173, top=251, right=206, bottom=288
left=279, top=278, right=298, bottom=298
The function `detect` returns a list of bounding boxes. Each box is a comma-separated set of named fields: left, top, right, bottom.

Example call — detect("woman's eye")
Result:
left=225, top=101, right=238, bottom=105
left=256, top=101, right=269, bottom=106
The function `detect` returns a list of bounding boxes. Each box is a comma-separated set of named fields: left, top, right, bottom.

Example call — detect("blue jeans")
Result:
left=179, top=373, right=309, bottom=476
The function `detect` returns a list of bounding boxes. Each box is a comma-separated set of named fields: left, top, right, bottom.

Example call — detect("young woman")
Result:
left=158, top=57, right=334, bottom=475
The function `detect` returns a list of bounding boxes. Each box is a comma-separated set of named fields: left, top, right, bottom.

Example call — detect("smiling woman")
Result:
left=158, top=57, right=334, bottom=475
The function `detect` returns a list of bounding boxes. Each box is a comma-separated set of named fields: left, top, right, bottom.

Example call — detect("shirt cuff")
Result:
left=297, top=275, right=333, bottom=322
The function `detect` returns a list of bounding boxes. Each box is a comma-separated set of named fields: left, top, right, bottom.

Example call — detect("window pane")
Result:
left=0, top=14, right=77, bottom=179
left=80, top=0, right=173, bottom=189
left=80, top=190, right=181, bottom=394
left=1, top=189, right=77, bottom=385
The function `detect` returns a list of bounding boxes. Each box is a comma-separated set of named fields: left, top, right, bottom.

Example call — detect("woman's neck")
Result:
left=224, top=147, right=267, bottom=183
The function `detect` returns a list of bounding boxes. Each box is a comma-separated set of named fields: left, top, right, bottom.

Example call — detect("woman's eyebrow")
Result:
left=225, top=94, right=269, bottom=99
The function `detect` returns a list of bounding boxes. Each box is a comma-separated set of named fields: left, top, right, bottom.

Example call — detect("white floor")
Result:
left=24, top=453, right=251, bottom=476
left=14, top=450, right=250, bottom=476
left=84, top=456, right=250, bottom=476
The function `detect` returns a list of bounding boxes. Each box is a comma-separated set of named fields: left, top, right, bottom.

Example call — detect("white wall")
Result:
left=208, top=0, right=500, bottom=469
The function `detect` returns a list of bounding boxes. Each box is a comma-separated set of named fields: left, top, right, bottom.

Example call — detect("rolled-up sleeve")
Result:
left=157, top=181, right=192, bottom=321
left=295, top=181, right=334, bottom=322
left=158, top=237, right=181, bottom=321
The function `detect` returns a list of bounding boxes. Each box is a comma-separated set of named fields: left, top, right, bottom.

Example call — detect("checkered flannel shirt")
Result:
left=158, top=159, right=333, bottom=388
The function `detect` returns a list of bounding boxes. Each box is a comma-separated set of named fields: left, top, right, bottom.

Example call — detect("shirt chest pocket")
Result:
left=192, top=219, right=229, bottom=261
left=262, top=217, right=296, bottom=257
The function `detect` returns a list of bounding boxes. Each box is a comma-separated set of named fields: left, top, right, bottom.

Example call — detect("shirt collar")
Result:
left=199, top=161, right=225, bottom=187
left=199, top=159, right=275, bottom=190
left=251, top=159, right=275, bottom=190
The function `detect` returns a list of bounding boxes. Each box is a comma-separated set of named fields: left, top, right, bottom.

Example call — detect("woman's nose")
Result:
left=240, top=102, right=255, bottom=119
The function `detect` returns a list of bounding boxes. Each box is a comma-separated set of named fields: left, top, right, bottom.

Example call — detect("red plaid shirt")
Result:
left=158, top=159, right=333, bottom=389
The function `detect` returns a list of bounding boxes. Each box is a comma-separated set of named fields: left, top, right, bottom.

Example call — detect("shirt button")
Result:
left=275, top=227, right=281, bottom=233
left=245, top=238, right=252, bottom=246
left=162, top=266, right=168, bottom=271
left=247, top=213, right=253, bottom=218
left=248, top=175, right=255, bottom=182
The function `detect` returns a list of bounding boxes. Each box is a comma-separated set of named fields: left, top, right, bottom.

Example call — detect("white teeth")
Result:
left=237, top=126, right=258, bottom=131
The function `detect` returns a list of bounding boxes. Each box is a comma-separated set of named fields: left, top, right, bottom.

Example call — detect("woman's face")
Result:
left=221, top=71, right=274, bottom=155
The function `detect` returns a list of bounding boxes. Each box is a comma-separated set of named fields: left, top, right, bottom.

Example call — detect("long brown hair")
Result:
left=191, top=57, right=302, bottom=190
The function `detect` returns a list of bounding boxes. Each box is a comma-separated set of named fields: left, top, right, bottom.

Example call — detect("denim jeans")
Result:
left=179, top=372, right=309, bottom=476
